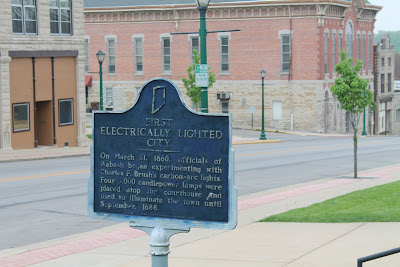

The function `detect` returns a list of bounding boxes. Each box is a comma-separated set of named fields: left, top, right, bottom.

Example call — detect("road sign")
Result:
left=250, top=107, right=255, bottom=114
left=195, top=64, right=209, bottom=88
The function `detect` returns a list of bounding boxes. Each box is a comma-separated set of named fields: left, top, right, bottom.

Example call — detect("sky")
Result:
left=369, top=0, right=400, bottom=32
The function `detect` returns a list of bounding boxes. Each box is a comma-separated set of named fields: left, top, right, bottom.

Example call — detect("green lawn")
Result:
left=261, top=181, right=400, bottom=223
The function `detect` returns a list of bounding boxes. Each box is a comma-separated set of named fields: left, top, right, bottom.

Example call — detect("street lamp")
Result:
left=196, top=0, right=210, bottom=113
left=260, top=70, right=267, bottom=140
left=362, top=89, right=367, bottom=135
left=96, top=50, right=105, bottom=111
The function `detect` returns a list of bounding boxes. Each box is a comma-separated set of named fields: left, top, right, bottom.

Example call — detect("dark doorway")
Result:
left=36, top=101, right=53, bottom=146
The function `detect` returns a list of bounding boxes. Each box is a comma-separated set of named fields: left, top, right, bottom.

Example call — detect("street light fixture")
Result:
left=96, top=50, right=105, bottom=111
left=195, top=0, right=210, bottom=113
left=260, top=70, right=267, bottom=140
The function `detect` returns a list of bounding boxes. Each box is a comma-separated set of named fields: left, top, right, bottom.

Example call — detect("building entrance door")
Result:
left=36, top=101, right=54, bottom=146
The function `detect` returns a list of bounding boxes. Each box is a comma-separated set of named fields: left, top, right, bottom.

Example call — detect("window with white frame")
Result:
left=281, top=34, right=291, bottom=73
left=134, top=37, right=143, bottom=73
left=272, top=101, right=282, bottom=121
left=105, top=87, right=113, bottom=107
left=162, top=37, right=171, bottom=73
left=13, top=103, right=30, bottom=132
left=368, top=34, right=372, bottom=70
left=59, top=99, right=73, bottom=126
left=362, top=34, right=365, bottom=69
left=325, top=32, right=329, bottom=74
left=49, top=0, right=72, bottom=35
left=12, top=0, right=37, bottom=34
left=332, top=32, right=336, bottom=71
left=107, top=38, right=116, bottom=74
left=191, top=36, right=199, bottom=64
left=220, top=36, right=229, bottom=73
left=346, top=22, right=353, bottom=58
left=357, top=33, right=360, bottom=61
left=85, top=38, right=89, bottom=73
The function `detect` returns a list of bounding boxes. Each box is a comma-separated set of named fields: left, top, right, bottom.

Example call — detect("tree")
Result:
left=331, top=50, right=375, bottom=178
left=182, top=49, right=216, bottom=110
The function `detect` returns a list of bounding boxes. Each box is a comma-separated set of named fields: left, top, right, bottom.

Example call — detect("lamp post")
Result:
left=362, top=89, right=367, bottom=135
left=196, top=0, right=210, bottom=113
left=260, top=70, right=267, bottom=140
left=96, top=50, right=105, bottom=111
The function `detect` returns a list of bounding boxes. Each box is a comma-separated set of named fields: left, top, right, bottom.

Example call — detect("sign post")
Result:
left=89, top=78, right=237, bottom=266
left=195, top=64, right=209, bottom=88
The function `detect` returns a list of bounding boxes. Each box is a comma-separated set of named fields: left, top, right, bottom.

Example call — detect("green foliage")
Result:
left=261, top=181, right=400, bottom=223
left=331, top=50, right=374, bottom=117
left=182, top=50, right=216, bottom=110
left=374, top=30, right=400, bottom=53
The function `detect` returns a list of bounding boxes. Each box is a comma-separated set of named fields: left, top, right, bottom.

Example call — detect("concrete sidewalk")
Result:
left=0, top=162, right=399, bottom=266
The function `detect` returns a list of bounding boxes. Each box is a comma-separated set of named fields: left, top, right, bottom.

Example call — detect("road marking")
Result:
left=236, top=141, right=383, bottom=158
left=0, top=170, right=89, bottom=183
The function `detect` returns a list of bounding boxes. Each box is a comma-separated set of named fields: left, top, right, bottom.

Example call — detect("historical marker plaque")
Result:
left=88, top=78, right=236, bottom=230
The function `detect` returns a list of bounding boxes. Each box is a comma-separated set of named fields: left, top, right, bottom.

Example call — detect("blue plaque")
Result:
left=88, top=78, right=237, bottom=230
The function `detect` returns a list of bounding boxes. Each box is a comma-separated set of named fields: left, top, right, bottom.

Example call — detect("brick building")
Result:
left=84, top=0, right=380, bottom=134
left=0, top=0, right=87, bottom=150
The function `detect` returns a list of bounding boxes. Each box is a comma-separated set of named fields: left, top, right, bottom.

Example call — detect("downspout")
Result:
left=51, top=57, right=56, bottom=145
left=32, top=57, right=37, bottom=147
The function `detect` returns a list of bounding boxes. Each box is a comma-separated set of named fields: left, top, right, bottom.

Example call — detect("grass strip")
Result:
left=261, top=181, right=400, bottom=223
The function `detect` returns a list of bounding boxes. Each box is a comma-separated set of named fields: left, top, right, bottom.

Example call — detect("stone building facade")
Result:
left=0, top=0, right=87, bottom=149
left=374, top=34, right=400, bottom=135
left=84, top=0, right=380, bottom=134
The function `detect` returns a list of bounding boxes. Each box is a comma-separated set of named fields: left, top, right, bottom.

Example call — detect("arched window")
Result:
left=346, top=21, right=353, bottom=58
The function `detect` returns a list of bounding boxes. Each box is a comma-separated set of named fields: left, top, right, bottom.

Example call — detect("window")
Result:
left=221, top=101, right=229, bottom=113
left=357, top=33, right=360, bottom=61
left=191, top=36, right=199, bottom=64
left=362, top=34, right=365, bottom=69
left=59, top=99, right=73, bottom=126
left=346, top=22, right=353, bottom=58
left=49, top=0, right=72, bottom=35
left=162, top=37, right=171, bottom=73
left=396, top=109, right=400, bottom=123
left=325, top=32, right=329, bottom=74
left=13, top=103, right=30, bottom=132
left=107, top=38, right=116, bottom=74
left=332, top=33, right=336, bottom=71
left=381, top=74, right=385, bottom=94
left=339, top=32, right=343, bottom=62
left=368, top=34, right=372, bottom=70
left=134, top=37, right=143, bottom=73
left=281, top=34, right=291, bottom=73
left=12, top=0, right=37, bottom=34
left=381, top=57, right=385, bottom=68
left=220, top=36, right=229, bottom=73
left=388, top=73, right=392, bottom=92
left=272, top=101, right=282, bottom=121
left=105, top=87, right=113, bottom=108
left=85, top=38, right=89, bottom=73
left=388, top=57, right=392, bottom=67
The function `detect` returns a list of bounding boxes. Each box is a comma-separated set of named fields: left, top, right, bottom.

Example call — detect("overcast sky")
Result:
left=369, top=0, right=400, bottom=32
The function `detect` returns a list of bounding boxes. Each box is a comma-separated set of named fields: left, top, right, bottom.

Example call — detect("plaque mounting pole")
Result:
left=130, top=223, right=190, bottom=267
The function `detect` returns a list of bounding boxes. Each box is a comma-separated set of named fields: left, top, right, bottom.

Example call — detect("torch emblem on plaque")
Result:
left=152, top=86, right=166, bottom=114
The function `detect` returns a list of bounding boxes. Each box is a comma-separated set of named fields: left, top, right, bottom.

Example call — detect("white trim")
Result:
left=84, top=35, right=91, bottom=42
left=132, top=34, right=144, bottom=43
left=105, top=34, right=117, bottom=42
left=278, top=30, right=292, bottom=38
left=217, top=32, right=231, bottom=40
left=160, top=33, right=172, bottom=42
left=188, top=33, right=199, bottom=41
